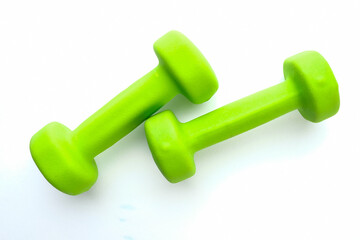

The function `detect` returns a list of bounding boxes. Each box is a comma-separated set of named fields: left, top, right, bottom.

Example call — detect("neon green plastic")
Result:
left=30, top=30, right=218, bottom=195
left=145, top=51, right=340, bottom=183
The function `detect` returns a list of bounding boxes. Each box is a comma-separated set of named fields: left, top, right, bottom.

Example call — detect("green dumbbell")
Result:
left=30, top=30, right=218, bottom=195
left=145, top=51, right=340, bottom=183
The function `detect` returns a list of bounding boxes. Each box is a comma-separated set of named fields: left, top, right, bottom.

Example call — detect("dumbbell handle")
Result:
left=183, top=81, right=300, bottom=151
left=72, top=65, right=178, bottom=157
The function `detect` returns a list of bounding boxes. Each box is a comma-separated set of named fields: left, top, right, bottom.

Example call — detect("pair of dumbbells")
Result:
left=30, top=31, right=340, bottom=195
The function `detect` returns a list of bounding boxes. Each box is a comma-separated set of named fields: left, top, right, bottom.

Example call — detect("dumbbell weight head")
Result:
left=284, top=51, right=340, bottom=122
left=154, top=31, right=218, bottom=103
left=145, top=110, right=194, bottom=183
left=30, top=31, right=218, bottom=195
left=30, top=122, right=97, bottom=195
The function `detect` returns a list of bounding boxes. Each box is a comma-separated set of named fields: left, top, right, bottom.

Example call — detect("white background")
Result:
left=0, top=0, right=359, bottom=239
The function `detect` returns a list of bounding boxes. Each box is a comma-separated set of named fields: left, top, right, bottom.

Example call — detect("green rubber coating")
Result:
left=145, top=51, right=340, bottom=183
left=30, top=30, right=218, bottom=195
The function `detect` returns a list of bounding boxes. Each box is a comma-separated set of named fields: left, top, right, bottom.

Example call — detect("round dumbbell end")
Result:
left=154, top=30, right=218, bottom=104
left=145, top=110, right=195, bottom=183
left=284, top=51, right=340, bottom=122
left=30, top=122, right=98, bottom=195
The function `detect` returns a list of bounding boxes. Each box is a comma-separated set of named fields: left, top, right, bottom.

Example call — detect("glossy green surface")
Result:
left=145, top=51, right=340, bottom=183
left=30, top=30, right=218, bottom=195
